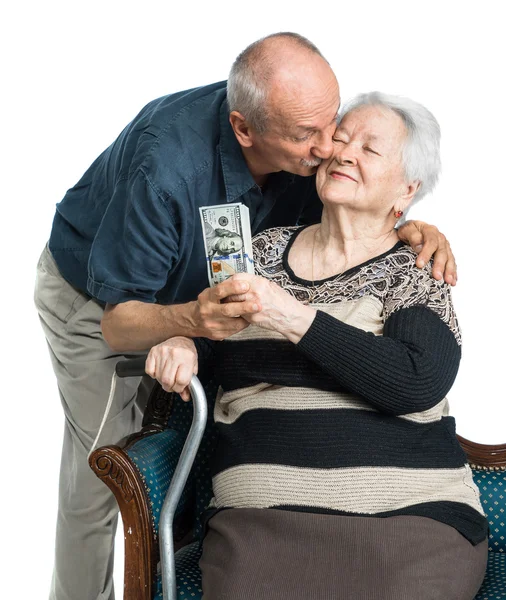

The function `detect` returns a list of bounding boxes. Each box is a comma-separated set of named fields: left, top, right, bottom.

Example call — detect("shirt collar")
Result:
left=218, top=97, right=297, bottom=202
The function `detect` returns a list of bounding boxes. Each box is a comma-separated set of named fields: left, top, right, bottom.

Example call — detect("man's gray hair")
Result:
left=340, top=92, right=441, bottom=204
left=227, top=32, right=326, bottom=134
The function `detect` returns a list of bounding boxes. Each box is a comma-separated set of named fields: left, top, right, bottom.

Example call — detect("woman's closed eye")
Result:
left=364, top=146, right=381, bottom=155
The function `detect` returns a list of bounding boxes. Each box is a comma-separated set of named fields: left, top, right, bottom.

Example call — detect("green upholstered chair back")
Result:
left=472, top=469, right=506, bottom=553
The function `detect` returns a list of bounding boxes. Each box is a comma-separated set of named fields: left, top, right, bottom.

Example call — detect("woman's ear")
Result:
left=395, top=180, right=421, bottom=213
left=229, top=111, right=254, bottom=148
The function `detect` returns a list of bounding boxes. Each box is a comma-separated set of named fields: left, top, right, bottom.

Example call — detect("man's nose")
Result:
left=311, top=128, right=335, bottom=160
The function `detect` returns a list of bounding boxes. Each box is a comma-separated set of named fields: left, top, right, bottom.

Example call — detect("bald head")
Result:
left=227, top=32, right=336, bottom=134
left=228, top=33, right=340, bottom=180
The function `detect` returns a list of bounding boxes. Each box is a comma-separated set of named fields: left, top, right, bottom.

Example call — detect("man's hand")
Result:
left=145, top=337, right=197, bottom=401
left=397, top=220, right=457, bottom=285
left=189, top=278, right=261, bottom=340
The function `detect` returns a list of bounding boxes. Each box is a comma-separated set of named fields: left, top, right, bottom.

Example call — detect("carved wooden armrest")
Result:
left=89, top=383, right=175, bottom=600
left=90, top=441, right=156, bottom=600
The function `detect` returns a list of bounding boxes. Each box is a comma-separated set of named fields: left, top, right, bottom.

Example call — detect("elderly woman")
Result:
left=146, top=92, right=488, bottom=599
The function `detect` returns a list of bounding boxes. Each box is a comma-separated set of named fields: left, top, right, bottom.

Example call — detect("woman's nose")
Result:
left=334, top=143, right=357, bottom=166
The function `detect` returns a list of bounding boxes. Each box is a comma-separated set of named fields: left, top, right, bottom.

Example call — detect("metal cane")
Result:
left=116, top=359, right=208, bottom=600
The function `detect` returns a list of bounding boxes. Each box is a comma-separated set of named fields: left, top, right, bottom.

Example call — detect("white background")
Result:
left=2, top=0, right=504, bottom=598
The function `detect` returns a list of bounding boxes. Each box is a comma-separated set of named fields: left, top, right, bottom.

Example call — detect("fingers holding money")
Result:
left=212, top=277, right=250, bottom=299
left=221, top=293, right=250, bottom=303
left=212, top=278, right=259, bottom=312
left=192, top=280, right=260, bottom=340
left=219, top=279, right=254, bottom=303
left=219, top=273, right=264, bottom=305
left=214, top=277, right=261, bottom=311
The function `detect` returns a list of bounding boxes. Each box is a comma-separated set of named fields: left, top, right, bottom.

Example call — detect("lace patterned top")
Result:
left=253, top=225, right=460, bottom=343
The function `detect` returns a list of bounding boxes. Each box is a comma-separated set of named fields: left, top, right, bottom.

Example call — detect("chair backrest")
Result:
left=134, top=381, right=218, bottom=540
left=458, top=435, right=506, bottom=553
left=472, top=469, right=506, bottom=552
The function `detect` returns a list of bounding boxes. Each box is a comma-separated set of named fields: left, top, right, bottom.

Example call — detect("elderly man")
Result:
left=35, top=32, right=456, bottom=600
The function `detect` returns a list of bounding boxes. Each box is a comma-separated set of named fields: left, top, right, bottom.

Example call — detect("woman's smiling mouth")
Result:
left=329, top=170, right=357, bottom=182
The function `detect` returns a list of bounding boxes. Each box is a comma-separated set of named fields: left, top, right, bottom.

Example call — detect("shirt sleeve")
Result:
left=87, top=168, right=180, bottom=304
left=296, top=264, right=461, bottom=415
left=194, top=337, right=218, bottom=384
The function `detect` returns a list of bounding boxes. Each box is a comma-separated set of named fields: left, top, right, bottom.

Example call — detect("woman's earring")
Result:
left=394, top=210, right=403, bottom=219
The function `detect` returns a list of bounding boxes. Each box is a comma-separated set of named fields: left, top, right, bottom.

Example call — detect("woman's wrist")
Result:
left=283, top=305, right=317, bottom=344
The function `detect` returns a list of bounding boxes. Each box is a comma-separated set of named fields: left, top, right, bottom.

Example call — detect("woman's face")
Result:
left=316, top=105, right=410, bottom=215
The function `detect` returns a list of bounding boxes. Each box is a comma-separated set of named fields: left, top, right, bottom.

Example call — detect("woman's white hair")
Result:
left=340, top=92, right=441, bottom=205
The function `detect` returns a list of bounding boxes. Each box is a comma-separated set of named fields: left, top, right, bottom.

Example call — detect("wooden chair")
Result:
left=89, top=383, right=506, bottom=600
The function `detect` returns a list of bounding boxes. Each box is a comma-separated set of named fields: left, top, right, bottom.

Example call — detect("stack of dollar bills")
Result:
left=199, top=203, right=255, bottom=287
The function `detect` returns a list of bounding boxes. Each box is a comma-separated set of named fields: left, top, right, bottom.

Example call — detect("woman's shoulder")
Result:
left=384, top=241, right=422, bottom=268
left=379, top=241, right=453, bottom=303
left=384, top=242, right=451, bottom=288
left=356, top=241, right=454, bottom=312
left=381, top=242, right=460, bottom=344
left=380, top=242, right=441, bottom=285
left=346, top=241, right=428, bottom=292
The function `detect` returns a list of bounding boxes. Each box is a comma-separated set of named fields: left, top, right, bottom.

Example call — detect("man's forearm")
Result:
left=101, top=300, right=197, bottom=352
left=102, top=278, right=261, bottom=352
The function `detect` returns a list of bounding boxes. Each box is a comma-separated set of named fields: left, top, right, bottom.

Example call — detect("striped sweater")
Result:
left=197, top=226, right=487, bottom=545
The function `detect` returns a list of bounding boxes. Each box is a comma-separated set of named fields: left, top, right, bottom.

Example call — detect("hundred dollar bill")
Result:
left=199, top=203, right=255, bottom=287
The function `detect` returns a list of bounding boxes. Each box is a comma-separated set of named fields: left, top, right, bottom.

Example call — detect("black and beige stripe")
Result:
left=200, top=228, right=487, bottom=546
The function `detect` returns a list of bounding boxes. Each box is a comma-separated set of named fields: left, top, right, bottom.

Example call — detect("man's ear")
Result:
left=396, top=180, right=421, bottom=213
left=229, top=111, right=254, bottom=148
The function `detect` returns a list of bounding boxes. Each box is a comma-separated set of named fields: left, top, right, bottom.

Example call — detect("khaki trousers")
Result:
left=34, top=245, right=154, bottom=600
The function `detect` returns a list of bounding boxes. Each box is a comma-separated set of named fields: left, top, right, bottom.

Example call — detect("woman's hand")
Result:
left=224, top=274, right=316, bottom=343
left=145, top=336, right=198, bottom=401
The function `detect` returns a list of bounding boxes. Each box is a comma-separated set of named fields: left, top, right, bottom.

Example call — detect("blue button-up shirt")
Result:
left=49, top=81, right=322, bottom=305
